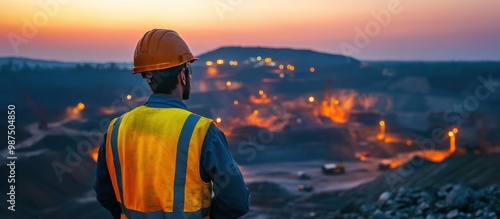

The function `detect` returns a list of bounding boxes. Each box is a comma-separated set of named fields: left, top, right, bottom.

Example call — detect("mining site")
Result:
left=1, top=47, right=500, bottom=219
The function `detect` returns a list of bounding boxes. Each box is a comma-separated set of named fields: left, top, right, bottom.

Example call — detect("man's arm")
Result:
left=201, top=124, right=250, bottom=219
left=94, top=133, right=122, bottom=219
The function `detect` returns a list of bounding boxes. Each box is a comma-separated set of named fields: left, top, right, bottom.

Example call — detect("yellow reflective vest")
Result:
left=105, top=106, right=213, bottom=218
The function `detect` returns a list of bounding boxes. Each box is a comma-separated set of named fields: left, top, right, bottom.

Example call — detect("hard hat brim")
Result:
left=132, top=57, right=198, bottom=74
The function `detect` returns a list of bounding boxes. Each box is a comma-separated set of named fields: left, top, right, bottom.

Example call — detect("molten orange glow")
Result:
left=226, top=81, right=232, bottom=87
left=379, top=120, right=385, bottom=126
left=452, top=128, right=458, bottom=134
left=422, top=150, right=451, bottom=162
left=77, top=102, right=85, bottom=111
left=334, top=100, right=339, bottom=105
left=448, top=131, right=454, bottom=137
left=216, top=59, right=224, bottom=65
left=206, top=61, right=213, bottom=66
left=126, top=94, right=132, bottom=100
left=264, top=57, right=272, bottom=63
left=253, top=109, right=259, bottom=115
left=90, top=146, right=99, bottom=162
left=390, top=159, right=404, bottom=169
left=229, top=61, right=238, bottom=66
left=406, top=140, right=412, bottom=146
left=359, top=155, right=367, bottom=161
left=278, top=64, right=284, bottom=70
left=207, top=67, right=218, bottom=76
left=216, top=117, right=222, bottom=123
left=308, top=96, right=315, bottom=102
left=310, top=67, right=315, bottom=72
left=233, top=100, right=239, bottom=105
left=315, top=98, right=348, bottom=123
left=250, top=95, right=271, bottom=104
left=258, top=90, right=264, bottom=95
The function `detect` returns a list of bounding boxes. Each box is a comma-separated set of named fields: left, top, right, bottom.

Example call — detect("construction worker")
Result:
left=94, top=29, right=250, bottom=219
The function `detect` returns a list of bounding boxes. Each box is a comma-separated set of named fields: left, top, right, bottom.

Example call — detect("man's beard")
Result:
left=182, top=77, right=191, bottom=100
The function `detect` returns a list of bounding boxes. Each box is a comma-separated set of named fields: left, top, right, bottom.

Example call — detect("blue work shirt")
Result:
left=94, top=94, right=250, bottom=219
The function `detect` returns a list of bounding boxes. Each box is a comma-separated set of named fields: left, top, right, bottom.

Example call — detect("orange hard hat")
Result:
left=132, top=29, right=198, bottom=74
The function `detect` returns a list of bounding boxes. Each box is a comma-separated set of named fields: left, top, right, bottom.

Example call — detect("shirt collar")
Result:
left=145, top=94, right=188, bottom=110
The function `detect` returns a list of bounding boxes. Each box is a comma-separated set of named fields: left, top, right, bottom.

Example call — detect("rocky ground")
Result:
left=290, top=184, right=500, bottom=219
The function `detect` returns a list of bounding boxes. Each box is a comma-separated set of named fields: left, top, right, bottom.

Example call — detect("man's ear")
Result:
left=179, top=71, right=186, bottom=85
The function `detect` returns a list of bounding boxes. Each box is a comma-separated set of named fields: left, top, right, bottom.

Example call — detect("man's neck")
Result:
left=157, top=91, right=183, bottom=101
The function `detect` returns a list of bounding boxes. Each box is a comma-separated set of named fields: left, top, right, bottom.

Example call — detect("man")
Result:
left=94, top=29, right=250, bottom=219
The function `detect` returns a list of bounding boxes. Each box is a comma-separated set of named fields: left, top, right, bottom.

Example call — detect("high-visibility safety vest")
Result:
left=105, top=106, right=214, bottom=219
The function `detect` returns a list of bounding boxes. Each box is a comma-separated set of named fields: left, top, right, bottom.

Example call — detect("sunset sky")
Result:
left=1, top=0, right=499, bottom=62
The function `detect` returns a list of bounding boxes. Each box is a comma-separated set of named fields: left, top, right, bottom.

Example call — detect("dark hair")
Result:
left=142, top=64, right=185, bottom=94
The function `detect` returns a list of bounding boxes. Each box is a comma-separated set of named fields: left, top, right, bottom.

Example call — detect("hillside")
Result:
left=196, top=46, right=361, bottom=67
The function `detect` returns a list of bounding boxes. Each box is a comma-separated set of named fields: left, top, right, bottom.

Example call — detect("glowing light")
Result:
left=216, top=59, right=224, bottom=65
left=206, top=61, right=213, bottom=66
left=77, top=102, right=85, bottom=111
left=308, top=96, right=315, bottom=103
left=279, top=73, right=284, bottom=78
left=233, top=100, right=239, bottom=105
left=207, top=67, right=217, bottom=76
left=406, top=140, right=412, bottom=146
left=126, top=94, right=132, bottom=100
left=258, top=90, right=264, bottom=95
left=229, top=61, right=238, bottom=66
left=226, top=81, right=232, bottom=87
left=310, top=67, right=315, bottom=72
left=334, top=100, right=339, bottom=105
left=253, top=109, right=259, bottom=115
left=449, top=131, right=456, bottom=153
left=278, top=64, right=284, bottom=70
left=216, top=117, right=222, bottom=123
left=264, top=57, right=272, bottom=63
left=378, top=120, right=386, bottom=141
left=452, top=128, right=458, bottom=134
left=256, top=56, right=262, bottom=61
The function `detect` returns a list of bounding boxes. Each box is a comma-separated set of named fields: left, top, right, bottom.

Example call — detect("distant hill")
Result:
left=0, top=57, right=133, bottom=70
left=196, top=46, right=360, bottom=67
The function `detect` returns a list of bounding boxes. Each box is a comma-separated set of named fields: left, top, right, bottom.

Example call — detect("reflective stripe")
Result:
left=173, top=114, right=201, bottom=211
left=121, top=207, right=209, bottom=219
left=111, top=115, right=125, bottom=205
